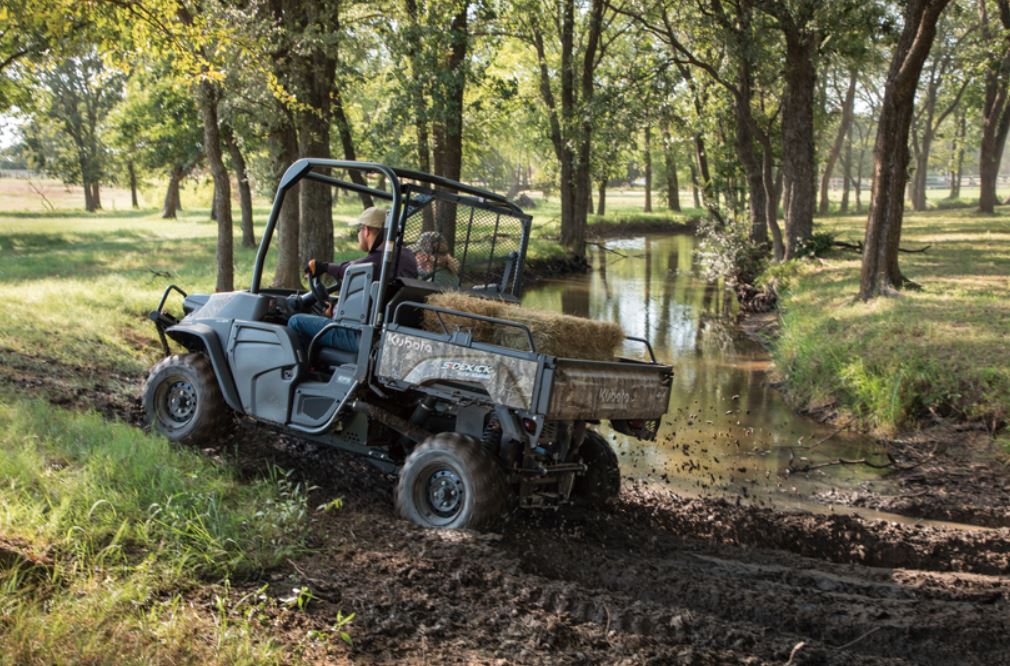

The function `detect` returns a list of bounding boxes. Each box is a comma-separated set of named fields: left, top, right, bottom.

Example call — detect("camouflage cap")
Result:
left=352, top=207, right=389, bottom=229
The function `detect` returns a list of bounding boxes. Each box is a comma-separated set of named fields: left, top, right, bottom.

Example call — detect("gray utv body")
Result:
left=146, top=160, right=672, bottom=528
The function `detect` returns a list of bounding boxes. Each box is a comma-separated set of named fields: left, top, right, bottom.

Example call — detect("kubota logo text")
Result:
left=599, top=387, right=631, bottom=404
left=387, top=333, right=433, bottom=354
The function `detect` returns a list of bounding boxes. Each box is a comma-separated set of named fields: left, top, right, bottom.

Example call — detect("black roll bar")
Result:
left=250, top=159, right=532, bottom=322
left=250, top=159, right=401, bottom=329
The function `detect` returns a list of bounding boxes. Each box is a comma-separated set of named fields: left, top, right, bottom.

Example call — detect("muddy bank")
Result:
left=586, top=216, right=698, bottom=239
left=4, top=348, right=1010, bottom=663
left=237, top=432, right=1010, bottom=665
left=525, top=217, right=698, bottom=282
left=524, top=253, right=591, bottom=283
left=735, top=310, right=1010, bottom=529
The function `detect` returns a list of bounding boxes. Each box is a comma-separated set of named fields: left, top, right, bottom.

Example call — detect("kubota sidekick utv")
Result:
left=144, top=160, right=672, bottom=529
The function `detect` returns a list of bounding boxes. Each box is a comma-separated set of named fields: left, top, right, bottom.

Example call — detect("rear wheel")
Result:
left=571, top=429, right=621, bottom=508
left=396, top=432, right=507, bottom=530
left=142, top=353, right=230, bottom=445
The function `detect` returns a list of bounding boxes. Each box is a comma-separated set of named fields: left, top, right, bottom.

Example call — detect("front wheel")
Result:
left=570, top=429, right=621, bottom=508
left=142, top=353, right=230, bottom=445
left=396, top=432, right=507, bottom=530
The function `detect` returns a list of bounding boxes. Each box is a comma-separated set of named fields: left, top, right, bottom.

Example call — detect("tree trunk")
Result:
left=297, top=112, right=333, bottom=265
left=759, top=134, right=785, bottom=259
left=195, top=80, right=234, bottom=293
left=431, top=4, right=469, bottom=252
left=531, top=0, right=604, bottom=258
left=781, top=27, right=817, bottom=258
left=91, top=181, right=102, bottom=210
left=271, top=117, right=301, bottom=289
left=79, top=153, right=95, bottom=211
left=332, top=93, right=375, bottom=210
left=855, top=146, right=864, bottom=212
left=663, top=126, right=681, bottom=211
left=567, top=0, right=604, bottom=257
left=404, top=0, right=435, bottom=232
left=690, top=162, right=701, bottom=208
left=950, top=110, right=965, bottom=198
left=293, top=35, right=336, bottom=266
left=222, top=125, right=255, bottom=248
left=859, top=0, right=952, bottom=300
left=841, top=123, right=853, bottom=213
left=978, top=0, right=1010, bottom=213
left=733, top=55, right=769, bottom=245
left=162, top=165, right=183, bottom=219
left=597, top=178, right=606, bottom=216
left=643, top=125, right=653, bottom=212
left=82, top=173, right=94, bottom=211
left=818, top=70, right=857, bottom=215
left=909, top=53, right=965, bottom=212
left=128, top=161, right=139, bottom=208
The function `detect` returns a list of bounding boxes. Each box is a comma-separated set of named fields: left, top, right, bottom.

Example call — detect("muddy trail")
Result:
left=3, top=348, right=1010, bottom=664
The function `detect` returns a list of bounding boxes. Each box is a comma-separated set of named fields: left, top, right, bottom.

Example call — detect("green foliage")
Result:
left=694, top=215, right=767, bottom=286
left=807, top=231, right=837, bottom=257
left=106, top=61, right=204, bottom=180
left=19, top=51, right=124, bottom=192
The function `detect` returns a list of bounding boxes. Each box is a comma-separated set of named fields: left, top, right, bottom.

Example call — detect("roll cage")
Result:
left=250, top=159, right=533, bottom=326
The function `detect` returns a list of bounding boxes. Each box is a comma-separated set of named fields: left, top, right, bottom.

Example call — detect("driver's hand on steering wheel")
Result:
left=304, top=259, right=331, bottom=278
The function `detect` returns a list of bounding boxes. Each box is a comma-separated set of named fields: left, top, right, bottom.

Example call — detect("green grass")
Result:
left=772, top=206, right=1010, bottom=432
left=0, top=203, right=367, bottom=372
left=0, top=396, right=310, bottom=664
left=817, top=185, right=990, bottom=215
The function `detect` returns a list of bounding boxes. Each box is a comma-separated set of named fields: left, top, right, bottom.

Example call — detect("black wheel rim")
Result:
left=155, top=375, right=197, bottom=429
left=413, top=464, right=465, bottom=525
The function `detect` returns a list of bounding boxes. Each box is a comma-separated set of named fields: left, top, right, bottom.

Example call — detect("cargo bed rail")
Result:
left=393, top=300, right=538, bottom=353
left=390, top=300, right=663, bottom=366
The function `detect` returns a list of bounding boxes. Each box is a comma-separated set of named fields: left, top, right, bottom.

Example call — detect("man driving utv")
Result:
left=289, top=206, right=418, bottom=354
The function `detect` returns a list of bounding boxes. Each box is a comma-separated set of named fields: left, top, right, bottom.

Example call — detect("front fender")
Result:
left=165, top=322, right=243, bottom=413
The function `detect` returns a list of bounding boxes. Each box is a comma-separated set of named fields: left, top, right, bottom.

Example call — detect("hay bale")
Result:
left=425, top=292, right=625, bottom=361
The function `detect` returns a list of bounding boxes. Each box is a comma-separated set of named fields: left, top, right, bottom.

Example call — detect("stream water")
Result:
left=522, top=233, right=892, bottom=510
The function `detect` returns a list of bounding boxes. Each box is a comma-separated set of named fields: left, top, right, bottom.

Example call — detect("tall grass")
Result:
left=0, top=397, right=309, bottom=663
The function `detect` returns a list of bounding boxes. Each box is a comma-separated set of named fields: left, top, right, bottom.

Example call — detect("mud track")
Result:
left=3, top=348, right=1010, bottom=664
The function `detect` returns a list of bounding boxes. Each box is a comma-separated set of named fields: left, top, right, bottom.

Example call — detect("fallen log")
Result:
left=832, top=240, right=931, bottom=254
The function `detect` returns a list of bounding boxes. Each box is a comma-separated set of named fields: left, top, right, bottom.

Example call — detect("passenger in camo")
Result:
left=412, top=231, right=460, bottom=287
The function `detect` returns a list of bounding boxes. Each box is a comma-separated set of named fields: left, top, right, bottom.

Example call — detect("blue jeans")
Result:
left=288, top=314, right=360, bottom=354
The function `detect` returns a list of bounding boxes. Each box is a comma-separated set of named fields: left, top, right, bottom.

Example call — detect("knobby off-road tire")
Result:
left=396, top=432, right=507, bottom=530
left=571, top=429, right=621, bottom=508
left=142, top=353, right=230, bottom=445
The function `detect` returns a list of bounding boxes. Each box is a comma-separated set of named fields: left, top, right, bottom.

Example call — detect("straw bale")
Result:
left=424, top=292, right=625, bottom=360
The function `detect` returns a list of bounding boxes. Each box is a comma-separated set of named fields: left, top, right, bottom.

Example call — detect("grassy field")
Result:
left=0, top=395, right=311, bottom=663
left=772, top=206, right=1010, bottom=433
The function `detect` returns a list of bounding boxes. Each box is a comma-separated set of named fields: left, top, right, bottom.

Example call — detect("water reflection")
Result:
left=522, top=234, right=887, bottom=505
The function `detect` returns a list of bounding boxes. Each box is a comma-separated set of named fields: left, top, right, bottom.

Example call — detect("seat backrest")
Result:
left=333, top=263, right=374, bottom=326
left=383, top=277, right=447, bottom=329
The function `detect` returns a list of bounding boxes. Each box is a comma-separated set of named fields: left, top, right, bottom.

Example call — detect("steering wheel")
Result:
left=307, top=271, right=341, bottom=315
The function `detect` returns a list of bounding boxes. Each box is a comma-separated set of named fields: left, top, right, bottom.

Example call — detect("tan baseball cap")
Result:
left=352, top=207, right=389, bottom=229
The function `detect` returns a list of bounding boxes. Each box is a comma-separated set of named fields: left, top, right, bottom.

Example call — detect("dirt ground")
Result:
left=4, top=346, right=1010, bottom=664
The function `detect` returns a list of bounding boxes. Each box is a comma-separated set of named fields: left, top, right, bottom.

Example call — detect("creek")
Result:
left=522, top=233, right=895, bottom=511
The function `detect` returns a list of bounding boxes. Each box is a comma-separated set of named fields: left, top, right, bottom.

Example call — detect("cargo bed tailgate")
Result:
left=546, top=358, right=672, bottom=420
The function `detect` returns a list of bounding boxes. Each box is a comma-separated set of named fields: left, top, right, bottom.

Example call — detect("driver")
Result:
left=288, top=206, right=418, bottom=355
